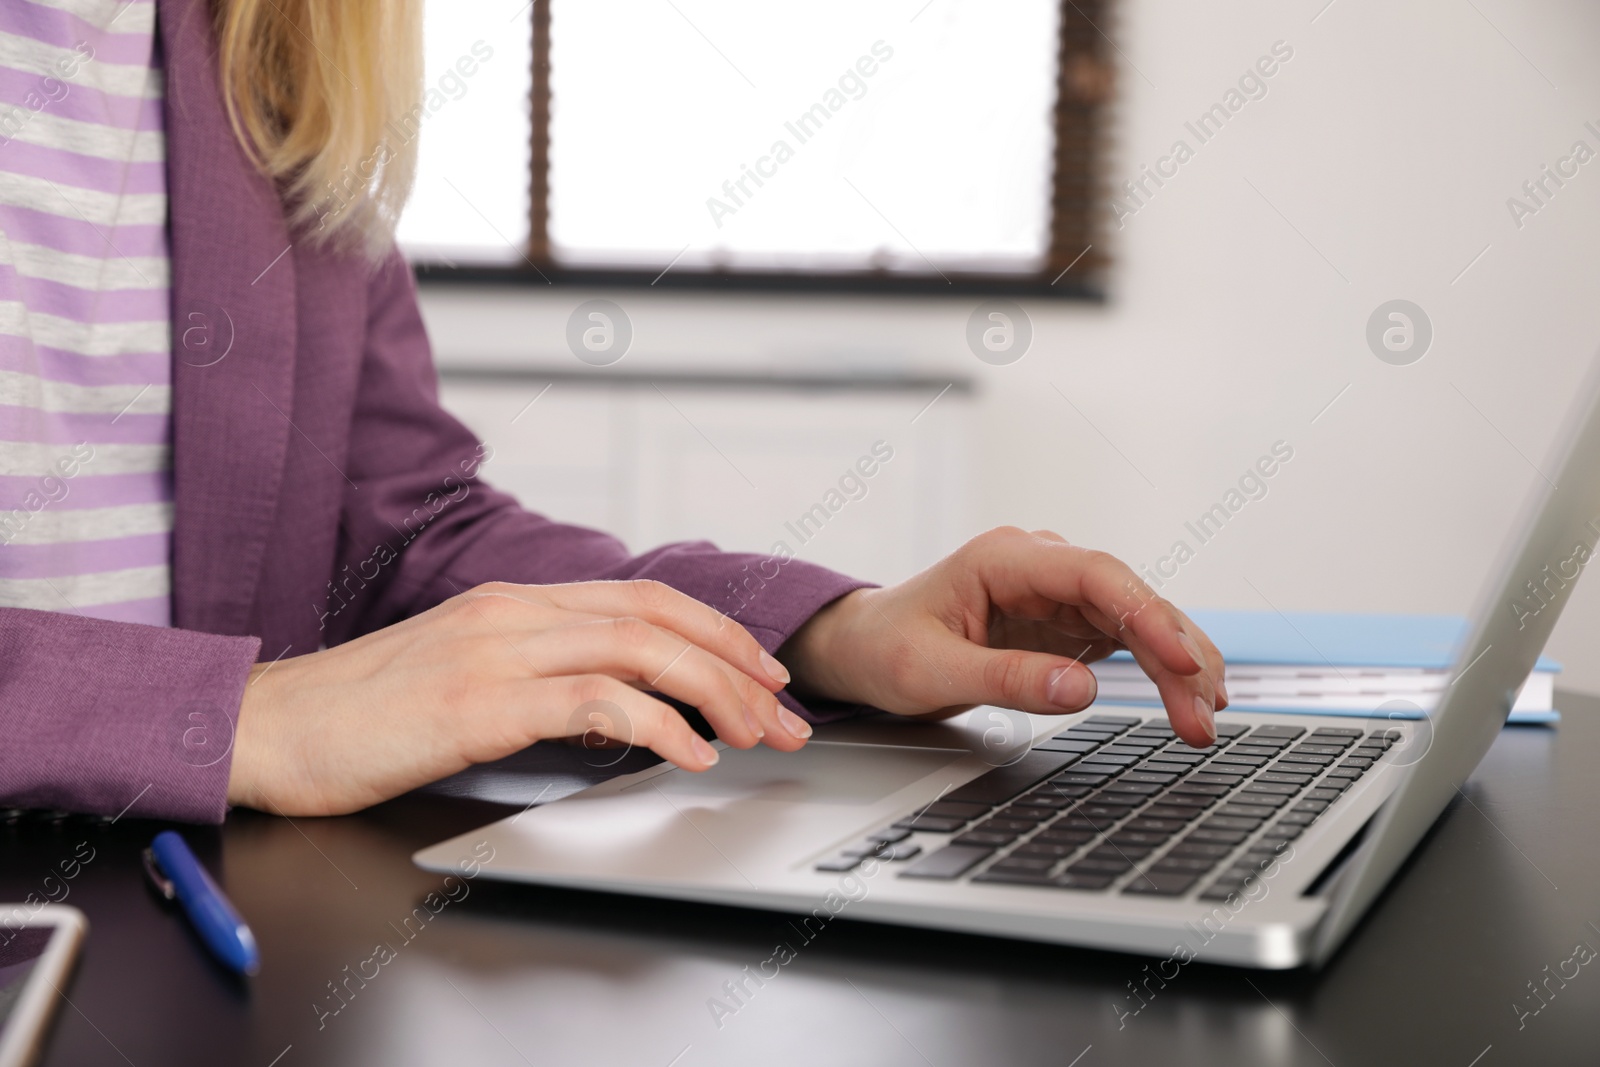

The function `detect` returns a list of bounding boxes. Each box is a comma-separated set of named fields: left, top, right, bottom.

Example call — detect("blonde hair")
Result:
left=214, top=0, right=424, bottom=259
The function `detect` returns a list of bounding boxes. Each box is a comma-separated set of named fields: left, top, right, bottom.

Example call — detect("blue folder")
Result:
left=1101, top=609, right=1560, bottom=724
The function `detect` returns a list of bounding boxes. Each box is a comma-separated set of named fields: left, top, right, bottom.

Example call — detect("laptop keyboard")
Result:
left=814, top=715, right=1398, bottom=901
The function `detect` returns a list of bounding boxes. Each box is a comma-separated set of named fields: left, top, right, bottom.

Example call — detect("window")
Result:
left=398, top=0, right=1111, bottom=295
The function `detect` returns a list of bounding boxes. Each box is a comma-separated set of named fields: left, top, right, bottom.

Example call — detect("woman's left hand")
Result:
left=780, top=527, right=1228, bottom=747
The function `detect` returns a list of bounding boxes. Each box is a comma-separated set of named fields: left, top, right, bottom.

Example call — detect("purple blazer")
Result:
left=0, top=0, right=866, bottom=823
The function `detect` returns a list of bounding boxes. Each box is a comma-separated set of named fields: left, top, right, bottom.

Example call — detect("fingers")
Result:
left=937, top=639, right=1101, bottom=715
left=955, top=528, right=1227, bottom=744
left=525, top=616, right=802, bottom=750
left=539, top=675, right=723, bottom=772
left=532, top=580, right=792, bottom=692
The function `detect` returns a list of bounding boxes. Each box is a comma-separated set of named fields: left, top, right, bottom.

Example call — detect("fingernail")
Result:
left=1193, top=694, right=1217, bottom=743
left=760, top=650, right=791, bottom=686
left=742, top=705, right=765, bottom=739
left=1047, top=665, right=1097, bottom=710
left=1176, top=631, right=1205, bottom=673
left=778, top=707, right=813, bottom=739
left=692, top=737, right=720, bottom=766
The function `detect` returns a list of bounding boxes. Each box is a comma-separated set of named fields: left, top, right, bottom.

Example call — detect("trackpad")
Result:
left=626, top=742, right=965, bottom=806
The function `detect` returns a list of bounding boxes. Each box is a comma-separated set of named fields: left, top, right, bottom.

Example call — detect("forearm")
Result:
left=0, top=607, right=260, bottom=822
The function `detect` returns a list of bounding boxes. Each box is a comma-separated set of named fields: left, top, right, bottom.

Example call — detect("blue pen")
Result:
left=142, top=830, right=261, bottom=976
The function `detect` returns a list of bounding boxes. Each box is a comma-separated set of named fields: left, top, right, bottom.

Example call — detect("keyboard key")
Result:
left=1256, top=771, right=1315, bottom=786
left=973, top=870, right=1054, bottom=886
left=1139, top=761, right=1198, bottom=778
left=1060, top=729, right=1118, bottom=742
left=1070, top=855, right=1136, bottom=873
left=1293, top=744, right=1347, bottom=757
left=1169, top=782, right=1231, bottom=797
left=1170, top=841, right=1233, bottom=858
left=997, top=805, right=1054, bottom=821
left=1120, top=769, right=1180, bottom=784
left=1150, top=856, right=1220, bottom=873
left=1210, top=754, right=1268, bottom=768
left=1305, top=787, right=1344, bottom=801
left=1214, top=722, right=1252, bottom=737
left=1016, top=841, right=1084, bottom=858
left=1312, top=727, right=1363, bottom=737
left=1277, top=811, right=1318, bottom=826
left=1260, top=824, right=1302, bottom=841
left=974, top=818, right=1039, bottom=835
left=1012, top=792, right=1079, bottom=809
left=1248, top=725, right=1306, bottom=739
left=869, top=828, right=912, bottom=844
left=1076, top=806, right=1134, bottom=825
left=1235, top=736, right=1290, bottom=749
left=1100, top=743, right=1160, bottom=757
left=1052, top=816, right=1102, bottom=831
left=1124, top=871, right=1202, bottom=895
left=1108, top=831, right=1172, bottom=848
left=1153, top=792, right=1216, bottom=808
left=843, top=842, right=891, bottom=858
left=1188, top=828, right=1250, bottom=845
left=1243, top=781, right=1300, bottom=796
left=900, top=844, right=996, bottom=879
left=1201, top=816, right=1264, bottom=832
left=1035, top=830, right=1095, bottom=846
left=1150, top=751, right=1206, bottom=765
left=1236, top=791, right=1290, bottom=808
left=893, top=815, right=967, bottom=832
left=1052, top=772, right=1111, bottom=786
left=880, top=844, right=922, bottom=861
left=952, top=831, right=1017, bottom=847
left=1050, top=873, right=1116, bottom=890
left=1245, top=838, right=1293, bottom=859
left=1228, top=745, right=1281, bottom=759
left=945, top=751, right=1086, bottom=805
left=1127, top=818, right=1186, bottom=833
left=1101, top=781, right=1164, bottom=797
left=1206, top=868, right=1260, bottom=890
left=990, top=855, right=1057, bottom=872
left=1292, top=800, right=1331, bottom=814
left=1084, top=714, right=1143, bottom=728
left=1199, top=885, right=1247, bottom=903
left=1275, top=753, right=1335, bottom=767
left=1340, top=756, right=1376, bottom=769
left=815, top=855, right=861, bottom=872
left=1215, top=804, right=1277, bottom=820
left=1187, top=772, right=1248, bottom=786
left=1033, top=738, right=1100, bottom=754
left=1142, top=805, right=1207, bottom=821
left=925, top=801, right=991, bottom=819
left=1074, top=753, right=1140, bottom=767
left=1073, top=762, right=1132, bottom=777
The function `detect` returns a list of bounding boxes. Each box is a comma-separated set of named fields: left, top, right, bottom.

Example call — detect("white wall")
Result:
left=419, top=0, right=1600, bottom=694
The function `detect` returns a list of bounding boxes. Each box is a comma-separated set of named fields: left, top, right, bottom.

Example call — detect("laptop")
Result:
left=415, top=359, right=1600, bottom=969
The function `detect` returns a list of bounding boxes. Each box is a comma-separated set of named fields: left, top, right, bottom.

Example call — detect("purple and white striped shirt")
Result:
left=0, top=0, right=171, bottom=626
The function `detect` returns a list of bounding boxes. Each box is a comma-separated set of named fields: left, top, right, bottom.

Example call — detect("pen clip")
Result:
left=141, top=847, right=177, bottom=901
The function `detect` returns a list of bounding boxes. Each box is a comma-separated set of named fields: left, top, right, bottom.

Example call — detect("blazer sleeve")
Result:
left=327, top=254, right=874, bottom=716
left=0, top=607, right=260, bottom=822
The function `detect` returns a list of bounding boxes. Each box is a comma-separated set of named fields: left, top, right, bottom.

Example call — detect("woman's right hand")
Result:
left=227, top=580, right=812, bottom=816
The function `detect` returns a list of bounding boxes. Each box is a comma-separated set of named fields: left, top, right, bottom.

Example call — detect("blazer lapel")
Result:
left=159, top=0, right=298, bottom=637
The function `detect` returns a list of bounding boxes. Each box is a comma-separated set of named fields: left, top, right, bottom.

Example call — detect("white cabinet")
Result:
left=437, top=374, right=973, bottom=587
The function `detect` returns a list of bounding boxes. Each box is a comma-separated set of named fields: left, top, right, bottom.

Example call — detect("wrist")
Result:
left=227, top=662, right=272, bottom=810
left=781, top=588, right=871, bottom=704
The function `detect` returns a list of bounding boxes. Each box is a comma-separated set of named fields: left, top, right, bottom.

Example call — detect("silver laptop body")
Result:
left=416, top=359, right=1600, bottom=969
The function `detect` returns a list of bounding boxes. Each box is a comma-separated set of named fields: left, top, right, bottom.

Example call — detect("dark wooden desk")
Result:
left=9, top=696, right=1600, bottom=1067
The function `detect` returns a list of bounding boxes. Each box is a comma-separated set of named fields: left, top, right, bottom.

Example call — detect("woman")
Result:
left=0, top=0, right=1225, bottom=824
